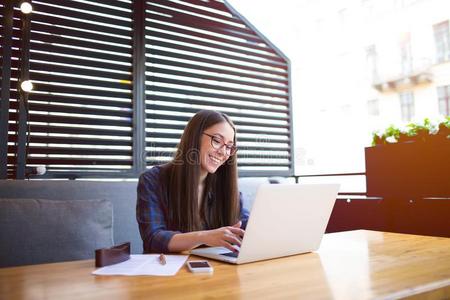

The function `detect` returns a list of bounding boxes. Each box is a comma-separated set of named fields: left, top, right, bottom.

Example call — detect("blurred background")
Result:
left=229, top=0, right=450, bottom=191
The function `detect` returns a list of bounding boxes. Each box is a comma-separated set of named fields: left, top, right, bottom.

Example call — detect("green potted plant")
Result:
left=371, top=130, right=386, bottom=146
left=402, top=118, right=437, bottom=143
left=371, top=125, right=401, bottom=146
left=383, top=125, right=401, bottom=143
left=397, top=127, right=416, bottom=143
left=437, top=116, right=450, bottom=140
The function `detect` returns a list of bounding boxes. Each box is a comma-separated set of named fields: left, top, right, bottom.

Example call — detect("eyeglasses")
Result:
left=203, top=133, right=237, bottom=156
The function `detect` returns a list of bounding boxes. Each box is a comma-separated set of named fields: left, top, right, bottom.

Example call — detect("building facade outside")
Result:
left=229, top=0, right=449, bottom=191
left=367, top=0, right=450, bottom=130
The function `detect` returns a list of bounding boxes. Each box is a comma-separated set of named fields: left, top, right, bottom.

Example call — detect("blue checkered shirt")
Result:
left=136, top=165, right=249, bottom=253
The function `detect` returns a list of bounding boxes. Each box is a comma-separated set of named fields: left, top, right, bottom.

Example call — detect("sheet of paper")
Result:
left=92, top=254, right=188, bottom=276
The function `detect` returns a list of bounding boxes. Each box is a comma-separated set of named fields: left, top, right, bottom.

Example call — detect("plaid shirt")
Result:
left=136, top=165, right=249, bottom=253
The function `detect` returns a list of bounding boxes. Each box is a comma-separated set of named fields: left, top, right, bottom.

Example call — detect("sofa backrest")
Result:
left=0, top=180, right=141, bottom=255
left=0, top=198, right=113, bottom=267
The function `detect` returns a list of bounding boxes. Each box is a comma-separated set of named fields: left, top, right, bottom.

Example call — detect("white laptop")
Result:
left=190, top=183, right=340, bottom=264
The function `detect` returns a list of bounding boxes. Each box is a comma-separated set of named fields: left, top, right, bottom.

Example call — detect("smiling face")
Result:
left=199, top=121, right=235, bottom=177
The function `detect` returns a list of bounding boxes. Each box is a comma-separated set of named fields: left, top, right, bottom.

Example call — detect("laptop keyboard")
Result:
left=221, top=251, right=239, bottom=258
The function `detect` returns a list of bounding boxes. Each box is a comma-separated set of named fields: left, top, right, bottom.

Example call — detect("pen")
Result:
left=159, top=253, right=166, bottom=265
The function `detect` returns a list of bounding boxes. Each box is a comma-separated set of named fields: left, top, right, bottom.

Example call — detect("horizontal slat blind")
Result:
left=0, top=2, right=3, bottom=59
left=2, top=4, right=22, bottom=178
left=2, top=0, right=292, bottom=178
left=0, top=2, right=6, bottom=177
left=145, top=0, right=292, bottom=176
left=9, top=0, right=134, bottom=177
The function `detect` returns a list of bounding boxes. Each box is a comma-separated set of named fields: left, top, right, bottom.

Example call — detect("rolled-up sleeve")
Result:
left=136, top=167, right=180, bottom=253
left=239, top=192, right=250, bottom=229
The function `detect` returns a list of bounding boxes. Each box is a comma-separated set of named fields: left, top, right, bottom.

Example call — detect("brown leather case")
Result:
left=95, top=242, right=131, bottom=268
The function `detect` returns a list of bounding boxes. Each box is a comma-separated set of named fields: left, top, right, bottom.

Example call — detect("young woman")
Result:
left=136, top=110, right=249, bottom=253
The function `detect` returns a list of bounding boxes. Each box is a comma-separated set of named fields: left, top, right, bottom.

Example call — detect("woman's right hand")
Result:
left=201, top=221, right=245, bottom=252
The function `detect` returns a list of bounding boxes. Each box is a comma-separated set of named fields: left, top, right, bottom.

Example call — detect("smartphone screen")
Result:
left=189, top=261, right=210, bottom=268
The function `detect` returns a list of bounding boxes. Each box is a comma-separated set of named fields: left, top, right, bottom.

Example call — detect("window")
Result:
left=361, top=0, right=374, bottom=19
left=399, top=91, right=415, bottom=121
left=338, top=8, right=348, bottom=33
left=315, top=18, right=324, bottom=33
left=433, top=21, right=450, bottom=63
left=0, top=0, right=293, bottom=179
left=367, top=99, right=380, bottom=116
left=400, top=33, right=412, bottom=75
left=365, top=44, right=378, bottom=82
left=437, top=86, right=450, bottom=116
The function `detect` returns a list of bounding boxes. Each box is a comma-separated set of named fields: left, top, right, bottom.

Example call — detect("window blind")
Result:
left=9, top=0, right=134, bottom=178
left=144, top=0, right=293, bottom=176
left=1, top=2, right=22, bottom=178
left=1, top=0, right=293, bottom=179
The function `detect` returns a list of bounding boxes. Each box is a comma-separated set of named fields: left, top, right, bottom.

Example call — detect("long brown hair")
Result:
left=163, top=110, right=240, bottom=232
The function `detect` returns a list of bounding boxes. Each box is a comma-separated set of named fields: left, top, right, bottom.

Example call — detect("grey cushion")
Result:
left=0, top=198, right=113, bottom=267
left=0, top=180, right=140, bottom=254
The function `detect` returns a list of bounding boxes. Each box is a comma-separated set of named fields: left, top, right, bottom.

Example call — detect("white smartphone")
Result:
left=186, top=260, right=213, bottom=273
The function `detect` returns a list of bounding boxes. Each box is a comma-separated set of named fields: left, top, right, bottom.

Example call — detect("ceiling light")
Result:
left=21, top=80, right=33, bottom=92
left=20, top=2, right=33, bottom=14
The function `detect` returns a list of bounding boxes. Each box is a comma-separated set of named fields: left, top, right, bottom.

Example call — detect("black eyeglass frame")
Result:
left=203, top=133, right=238, bottom=156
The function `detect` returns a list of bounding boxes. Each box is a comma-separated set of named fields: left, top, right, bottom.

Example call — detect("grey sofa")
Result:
left=0, top=197, right=113, bottom=267
left=0, top=177, right=275, bottom=267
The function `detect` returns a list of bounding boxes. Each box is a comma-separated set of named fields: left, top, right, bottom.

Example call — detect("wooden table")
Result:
left=1, top=230, right=449, bottom=300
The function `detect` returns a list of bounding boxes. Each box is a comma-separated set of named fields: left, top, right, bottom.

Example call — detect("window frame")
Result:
left=399, top=91, right=415, bottom=122
left=437, top=85, right=450, bottom=116
left=433, top=21, right=450, bottom=64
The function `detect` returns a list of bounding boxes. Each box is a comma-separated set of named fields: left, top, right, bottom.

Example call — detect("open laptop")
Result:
left=190, top=183, right=340, bottom=264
